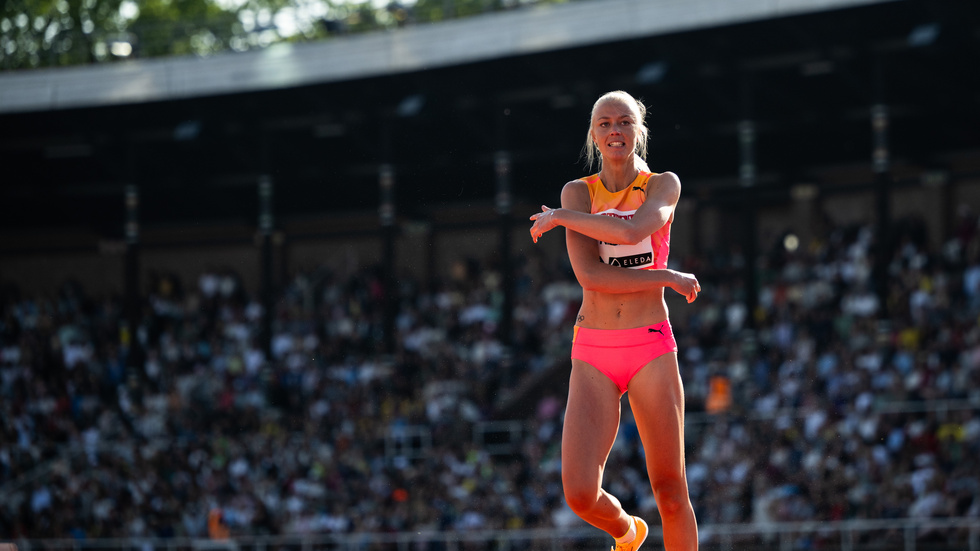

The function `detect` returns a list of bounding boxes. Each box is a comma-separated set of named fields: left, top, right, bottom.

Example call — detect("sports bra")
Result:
left=583, top=171, right=670, bottom=270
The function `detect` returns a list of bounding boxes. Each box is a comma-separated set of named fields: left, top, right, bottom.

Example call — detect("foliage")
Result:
left=0, top=0, right=569, bottom=71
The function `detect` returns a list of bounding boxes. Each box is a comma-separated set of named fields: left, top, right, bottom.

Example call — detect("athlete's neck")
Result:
left=598, top=159, right=641, bottom=192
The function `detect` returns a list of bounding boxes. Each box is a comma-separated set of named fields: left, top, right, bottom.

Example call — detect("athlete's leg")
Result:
left=562, top=359, right=632, bottom=538
left=627, top=352, right=698, bottom=551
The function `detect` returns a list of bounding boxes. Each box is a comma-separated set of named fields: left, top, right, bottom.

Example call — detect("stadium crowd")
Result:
left=1, top=210, right=979, bottom=543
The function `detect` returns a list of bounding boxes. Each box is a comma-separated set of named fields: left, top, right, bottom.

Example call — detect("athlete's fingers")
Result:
left=541, top=205, right=551, bottom=212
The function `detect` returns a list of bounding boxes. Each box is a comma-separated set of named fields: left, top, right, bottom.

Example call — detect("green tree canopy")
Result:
left=0, top=0, right=569, bottom=71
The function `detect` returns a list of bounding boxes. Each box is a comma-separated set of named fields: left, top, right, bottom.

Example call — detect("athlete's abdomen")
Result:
left=576, top=287, right=668, bottom=330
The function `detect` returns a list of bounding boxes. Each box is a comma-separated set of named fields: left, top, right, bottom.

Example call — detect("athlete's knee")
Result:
left=563, top=484, right=601, bottom=515
left=651, top=477, right=691, bottom=517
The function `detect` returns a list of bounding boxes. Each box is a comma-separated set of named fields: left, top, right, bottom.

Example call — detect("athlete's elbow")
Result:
left=622, top=227, right=647, bottom=245
left=577, top=271, right=617, bottom=293
left=575, top=272, right=602, bottom=292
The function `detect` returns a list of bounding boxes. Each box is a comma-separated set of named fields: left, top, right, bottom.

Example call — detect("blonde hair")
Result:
left=581, top=90, right=649, bottom=170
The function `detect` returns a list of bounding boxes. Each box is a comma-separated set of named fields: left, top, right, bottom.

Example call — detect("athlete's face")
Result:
left=590, top=98, right=639, bottom=163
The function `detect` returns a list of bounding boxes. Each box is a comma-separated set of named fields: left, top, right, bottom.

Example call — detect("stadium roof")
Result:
left=0, top=0, right=896, bottom=113
left=0, top=0, right=977, bottom=242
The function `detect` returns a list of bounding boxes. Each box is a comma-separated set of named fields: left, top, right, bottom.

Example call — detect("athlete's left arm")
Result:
left=530, top=172, right=681, bottom=245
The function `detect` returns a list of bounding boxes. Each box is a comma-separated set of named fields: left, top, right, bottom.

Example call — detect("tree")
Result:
left=0, top=0, right=569, bottom=71
left=1, top=0, right=130, bottom=69
left=0, top=0, right=338, bottom=70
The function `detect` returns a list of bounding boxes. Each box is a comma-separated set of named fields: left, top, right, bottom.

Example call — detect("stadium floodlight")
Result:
left=907, top=23, right=940, bottom=47
left=173, top=120, right=201, bottom=141
left=783, top=233, right=800, bottom=253
left=396, top=94, right=425, bottom=117
left=635, top=61, right=667, bottom=85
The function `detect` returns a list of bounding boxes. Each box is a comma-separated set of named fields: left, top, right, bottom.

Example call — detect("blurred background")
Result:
left=1, top=0, right=979, bottom=549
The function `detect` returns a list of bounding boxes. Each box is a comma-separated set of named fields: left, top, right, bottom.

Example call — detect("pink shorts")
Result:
left=571, top=321, right=678, bottom=394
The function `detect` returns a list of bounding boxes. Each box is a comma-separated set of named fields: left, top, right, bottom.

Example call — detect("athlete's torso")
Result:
left=583, top=171, right=671, bottom=270
left=576, top=171, right=673, bottom=329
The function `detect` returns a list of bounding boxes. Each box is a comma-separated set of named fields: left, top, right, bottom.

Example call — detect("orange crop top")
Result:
left=583, top=171, right=671, bottom=270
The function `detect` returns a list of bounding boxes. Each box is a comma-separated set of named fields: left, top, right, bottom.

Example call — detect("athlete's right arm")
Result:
left=562, top=180, right=700, bottom=301
left=535, top=172, right=679, bottom=245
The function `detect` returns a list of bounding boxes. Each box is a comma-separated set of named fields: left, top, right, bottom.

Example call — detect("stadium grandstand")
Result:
left=1, top=0, right=979, bottom=549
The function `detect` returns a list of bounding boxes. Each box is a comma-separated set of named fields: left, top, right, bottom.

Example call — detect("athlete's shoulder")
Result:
left=650, top=170, right=680, bottom=184
left=661, top=170, right=681, bottom=182
left=561, top=177, right=594, bottom=196
left=561, top=178, right=593, bottom=210
left=649, top=171, right=681, bottom=194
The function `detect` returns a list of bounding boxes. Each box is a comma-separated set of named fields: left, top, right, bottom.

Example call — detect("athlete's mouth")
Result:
left=608, top=141, right=625, bottom=147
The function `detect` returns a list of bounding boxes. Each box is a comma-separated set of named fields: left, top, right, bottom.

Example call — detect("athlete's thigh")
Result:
left=626, top=352, right=687, bottom=480
left=562, top=359, right=623, bottom=486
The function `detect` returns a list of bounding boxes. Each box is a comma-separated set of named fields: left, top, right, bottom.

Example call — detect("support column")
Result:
left=921, top=170, right=949, bottom=252
left=495, top=151, right=514, bottom=348
left=379, top=163, right=397, bottom=354
left=258, top=174, right=275, bottom=359
left=871, top=103, right=891, bottom=316
left=123, top=183, right=143, bottom=376
left=738, top=119, right=758, bottom=327
left=790, top=183, right=819, bottom=252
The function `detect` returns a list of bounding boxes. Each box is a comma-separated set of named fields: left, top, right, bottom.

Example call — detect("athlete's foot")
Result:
left=611, top=516, right=648, bottom=551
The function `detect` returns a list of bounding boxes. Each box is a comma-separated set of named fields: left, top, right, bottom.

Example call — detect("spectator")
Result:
left=0, top=213, right=978, bottom=543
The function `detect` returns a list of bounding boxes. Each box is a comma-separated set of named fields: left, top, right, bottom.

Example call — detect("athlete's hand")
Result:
left=670, top=270, right=701, bottom=303
left=529, top=205, right=561, bottom=243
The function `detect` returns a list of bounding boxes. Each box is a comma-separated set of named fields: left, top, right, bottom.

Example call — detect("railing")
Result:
left=10, top=519, right=980, bottom=551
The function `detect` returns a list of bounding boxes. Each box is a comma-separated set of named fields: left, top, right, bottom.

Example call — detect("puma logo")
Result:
left=648, top=326, right=664, bottom=335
